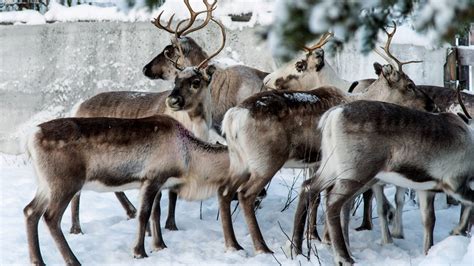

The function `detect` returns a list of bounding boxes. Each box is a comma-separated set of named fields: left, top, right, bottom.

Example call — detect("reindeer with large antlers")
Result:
left=263, top=32, right=375, bottom=92
left=353, top=22, right=473, bottom=246
left=143, top=0, right=269, bottom=131
left=69, top=13, right=227, bottom=235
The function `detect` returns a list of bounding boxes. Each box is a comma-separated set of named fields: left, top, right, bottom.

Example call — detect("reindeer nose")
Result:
left=166, top=96, right=184, bottom=110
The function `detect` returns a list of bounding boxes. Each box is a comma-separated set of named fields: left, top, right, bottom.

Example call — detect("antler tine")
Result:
left=379, top=21, right=424, bottom=72
left=197, top=17, right=226, bottom=70
left=152, top=11, right=176, bottom=34
left=457, top=87, right=472, bottom=119
left=175, top=0, right=216, bottom=38
left=181, top=0, right=217, bottom=36
left=302, top=32, right=333, bottom=53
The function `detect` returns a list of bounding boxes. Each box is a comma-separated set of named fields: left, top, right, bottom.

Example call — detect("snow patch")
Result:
left=0, top=10, right=45, bottom=25
left=283, top=92, right=319, bottom=103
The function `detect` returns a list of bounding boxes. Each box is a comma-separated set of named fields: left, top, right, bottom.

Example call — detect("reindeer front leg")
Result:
left=451, top=205, right=473, bottom=236
left=218, top=186, right=243, bottom=251
left=133, top=181, right=161, bottom=259
left=165, top=191, right=179, bottom=231
left=418, top=190, right=436, bottom=254
left=391, top=186, right=407, bottom=239
left=150, top=192, right=167, bottom=251
left=355, top=190, right=373, bottom=231
left=115, top=192, right=137, bottom=219
left=292, top=178, right=320, bottom=255
left=373, top=184, right=393, bottom=244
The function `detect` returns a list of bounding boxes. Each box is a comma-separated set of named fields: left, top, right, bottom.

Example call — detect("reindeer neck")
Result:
left=318, top=61, right=352, bottom=91
left=345, top=78, right=387, bottom=102
left=189, top=141, right=230, bottom=183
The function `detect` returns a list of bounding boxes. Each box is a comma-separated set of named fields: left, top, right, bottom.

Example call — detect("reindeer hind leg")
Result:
left=43, top=189, right=81, bottom=266
left=24, top=189, right=49, bottom=266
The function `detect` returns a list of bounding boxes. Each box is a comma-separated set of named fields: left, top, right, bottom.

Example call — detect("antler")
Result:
left=152, top=0, right=217, bottom=38
left=378, top=21, right=422, bottom=73
left=457, top=87, right=472, bottom=119
left=197, top=17, right=226, bottom=70
left=302, top=32, right=333, bottom=53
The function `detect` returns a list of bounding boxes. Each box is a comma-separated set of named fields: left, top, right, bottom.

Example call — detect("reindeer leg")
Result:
left=24, top=189, right=49, bottom=266
left=451, top=205, right=473, bottom=236
left=391, top=186, right=407, bottom=239
left=238, top=176, right=273, bottom=254
left=308, top=190, right=322, bottom=241
left=115, top=192, right=137, bottom=219
left=418, top=190, right=435, bottom=254
left=292, top=179, right=313, bottom=255
left=150, top=192, right=167, bottom=251
left=133, top=181, right=160, bottom=259
left=373, top=184, right=393, bottom=244
left=355, top=190, right=373, bottom=231
left=218, top=187, right=243, bottom=251
left=43, top=191, right=81, bottom=266
left=69, top=193, right=83, bottom=234
left=341, top=199, right=352, bottom=251
left=165, top=191, right=179, bottom=231
left=326, top=180, right=361, bottom=266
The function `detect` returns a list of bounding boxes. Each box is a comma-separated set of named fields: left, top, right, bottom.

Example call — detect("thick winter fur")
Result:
left=142, top=36, right=268, bottom=130
left=264, top=48, right=374, bottom=92
left=23, top=115, right=235, bottom=265
left=71, top=67, right=214, bottom=233
left=309, top=101, right=474, bottom=265
left=222, top=64, right=437, bottom=254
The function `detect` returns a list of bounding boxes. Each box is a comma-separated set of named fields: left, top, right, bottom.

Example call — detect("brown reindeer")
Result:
left=23, top=115, right=244, bottom=265
left=143, top=0, right=268, bottom=131
left=69, top=15, right=226, bottom=234
left=221, top=43, right=437, bottom=254
left=301, top=96, right=474, bottom=265
left=263, top=33, right=375, bottom=92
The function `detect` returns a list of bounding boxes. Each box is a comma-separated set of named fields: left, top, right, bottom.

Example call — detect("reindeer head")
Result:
left=143, top=0, right=216, bottom=80
left=370, top=62, right=437, bottom=112
left=143, top=37, right=208, bottom=80
left=264, top=33, right=333, bottom=90
left=166, top=17, right=225, bottom=112
left=368, top=22, right=437, bottom=113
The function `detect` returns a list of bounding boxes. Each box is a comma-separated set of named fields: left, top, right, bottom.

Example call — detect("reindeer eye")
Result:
left=295, top=60, right=307, bottom=72
left=191, top=79, right=200, bottom=89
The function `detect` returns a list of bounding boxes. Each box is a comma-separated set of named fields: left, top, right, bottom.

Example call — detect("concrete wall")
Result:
left=0, top=22, right=446, bottom=154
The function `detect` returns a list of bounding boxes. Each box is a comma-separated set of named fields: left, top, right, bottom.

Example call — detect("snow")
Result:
left=283, top=92, right=320, bottom=103
left=1, top=153, right=472, bottom=265
left=0, top=10, right=45, bottom=25
left=0, top=0, right=276, bottom=27
left=44, top=1, right=128, bottom=22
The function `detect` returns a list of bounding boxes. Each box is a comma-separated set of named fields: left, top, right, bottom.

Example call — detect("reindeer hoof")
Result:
left=391, top=232, right=404, bottom=239
left=450, top=229, right=466, bottom=236
left=255, top=247, right=273, bottom=254
left=126, top=210, right=137, bottom=219
left=226, top=243, right=244, bottom=252
left=69, top=226, right=83, bottom=235
left=152, top=243, right=167, bottom=252
left=165, top=220, right=179, bottom=231
left=355, top=224, right=372, bottom=231
left=133, top=249, right=148, bottom=259
left=335, top=255, right=354, bottom=266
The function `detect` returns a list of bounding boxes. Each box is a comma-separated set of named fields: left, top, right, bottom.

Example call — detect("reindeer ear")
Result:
left=205, top=65, right=217, bottom=78
left=373, top=63, right=383, bottom=76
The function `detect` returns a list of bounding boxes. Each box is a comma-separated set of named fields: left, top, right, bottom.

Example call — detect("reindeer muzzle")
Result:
left=166, top=95, right=184, bottom=111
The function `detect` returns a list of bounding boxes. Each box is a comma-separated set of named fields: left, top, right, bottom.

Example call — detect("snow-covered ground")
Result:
left=1, top=153, right=472, bottom=265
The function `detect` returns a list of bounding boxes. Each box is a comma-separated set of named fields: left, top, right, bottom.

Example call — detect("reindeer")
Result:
left=300, top=94, right=474, bottom=265
left=263, top=33, right=375, bottom=92
left=143, top=0, right=269, bottom=131
left=69, top=14, right=226, bottom=234
left=351, top=23, right=473, bottom=245
left=23, top=114, right=246, bottom=265
left=221, top=40, right=437, bottom=253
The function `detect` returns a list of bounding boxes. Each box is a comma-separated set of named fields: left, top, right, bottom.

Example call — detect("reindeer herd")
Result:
left=22, top=1, right=473, bottom=265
